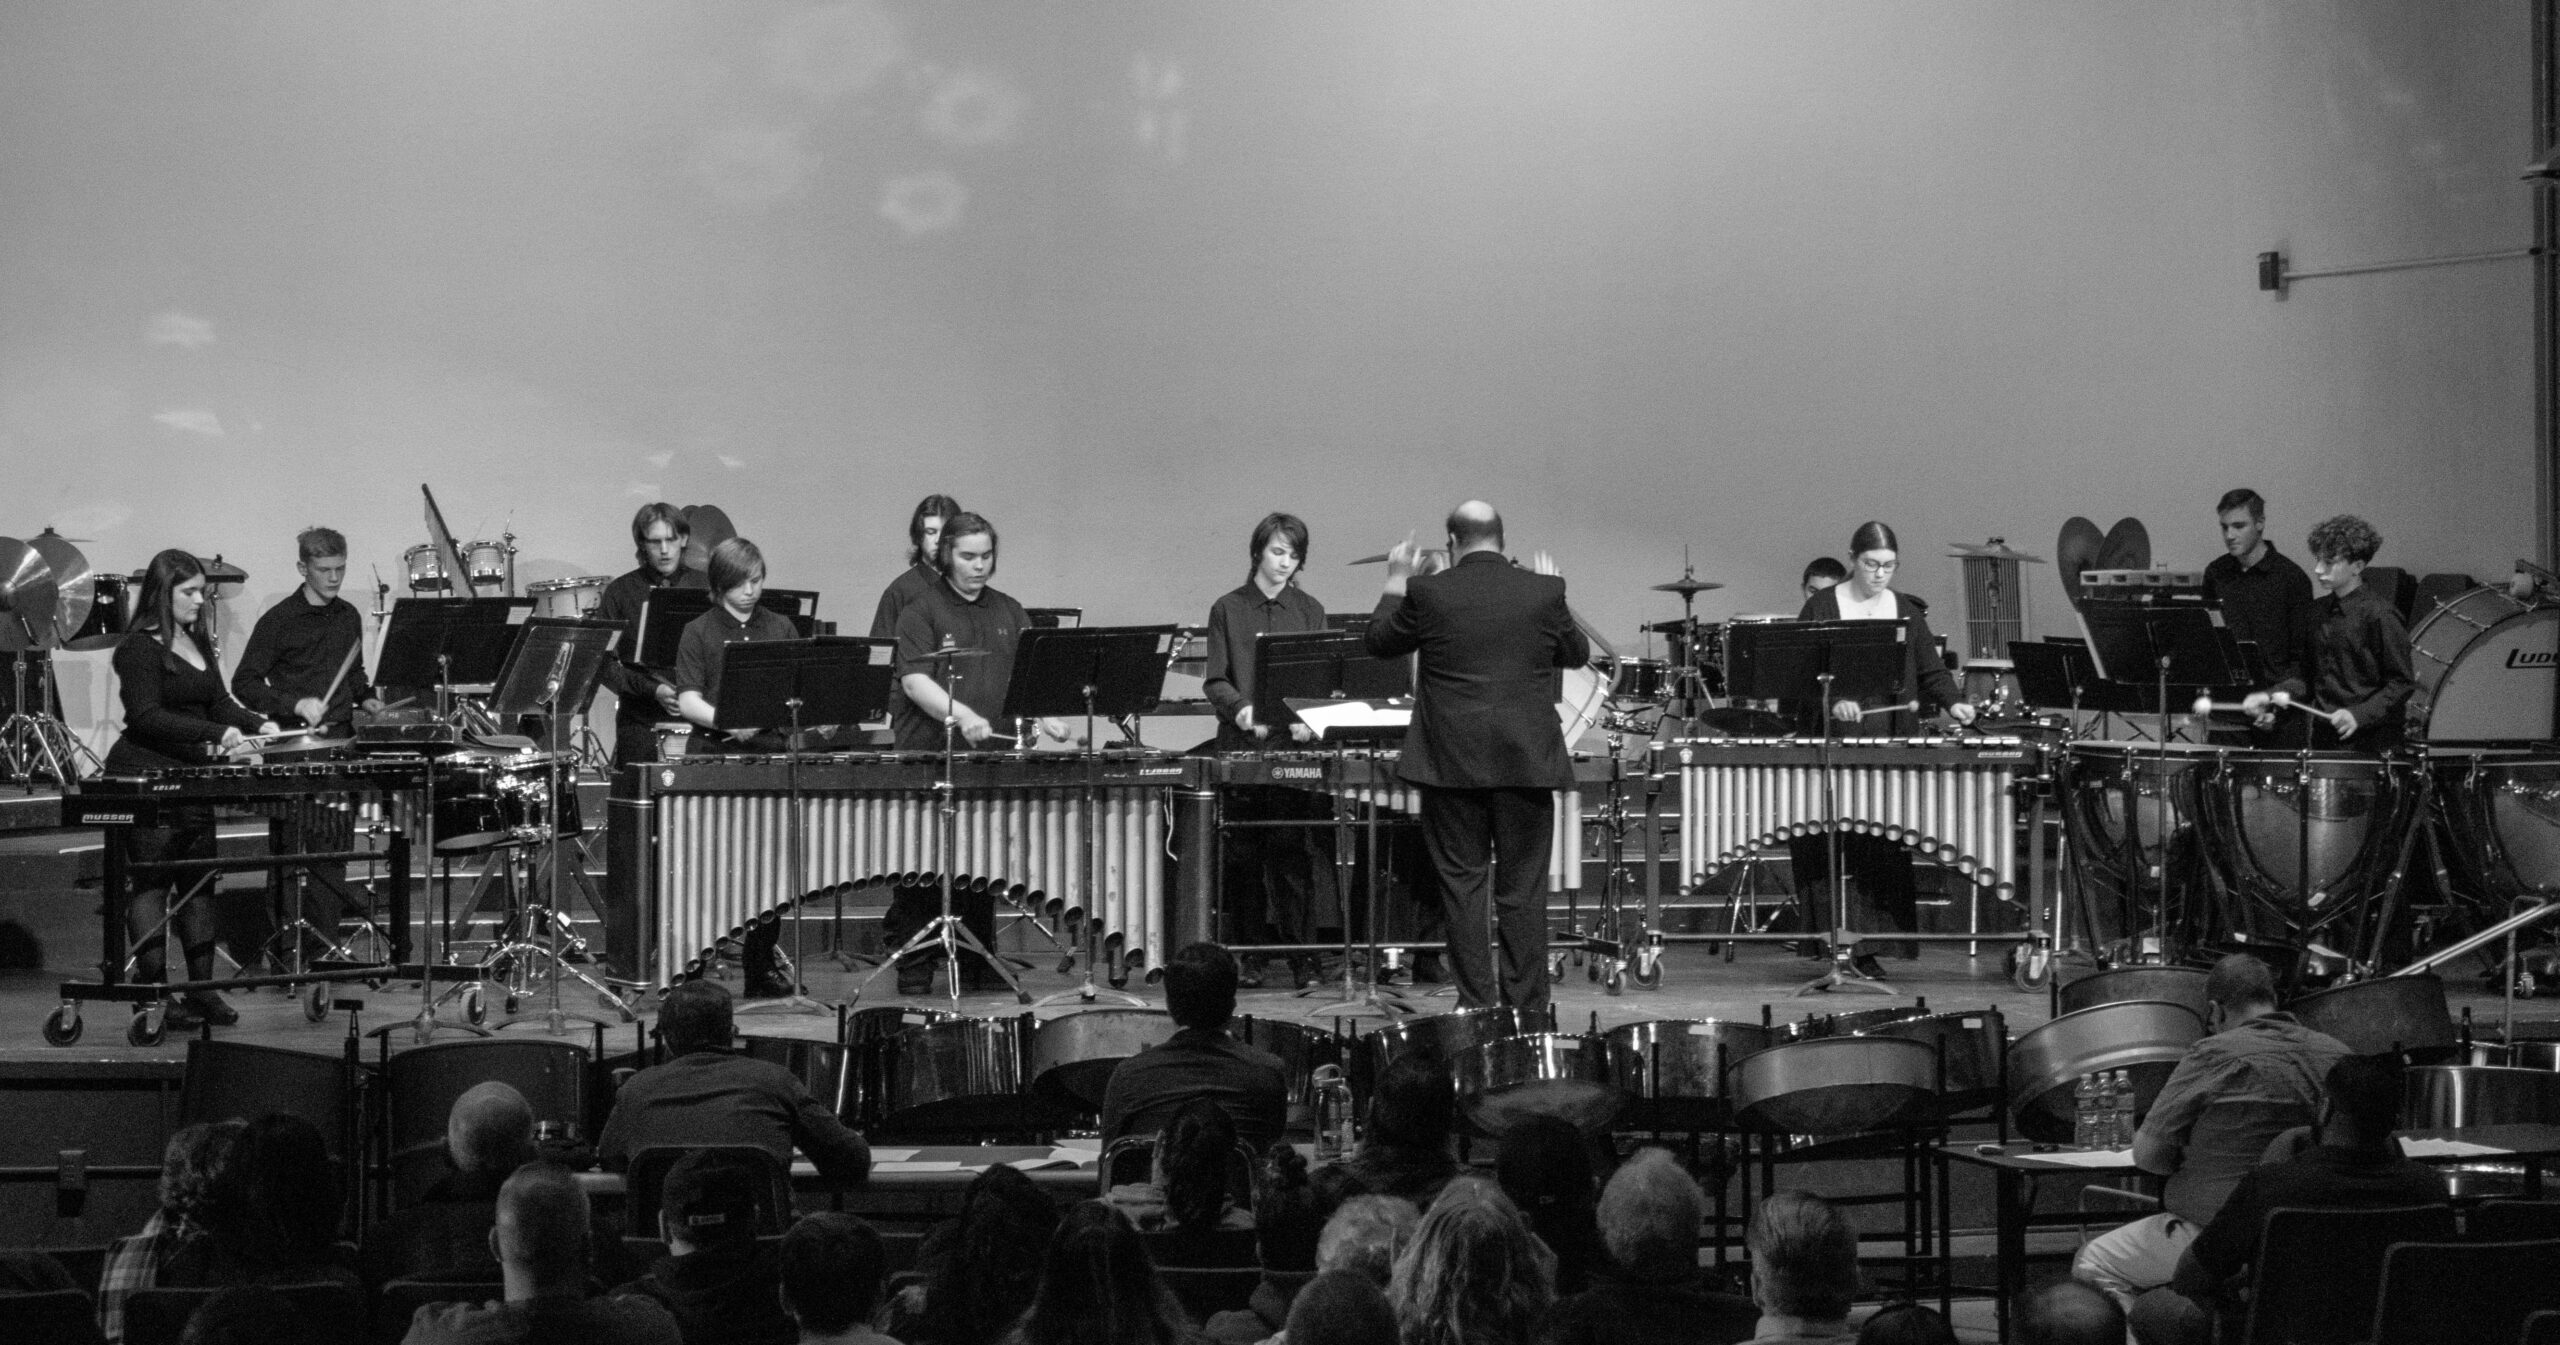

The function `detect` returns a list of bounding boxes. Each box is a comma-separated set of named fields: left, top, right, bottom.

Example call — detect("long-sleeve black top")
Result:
left=107, top=630, right=267, bottom=772
left=1792, top=585, right=1962, bottom=738
left=594, top=564, right=707, bottom=729
left=2276, top=582, right=2416, bottom=746
left=230, top=591, right=371, bottom=728
left=1201, top=580, right=1327, bottom=751
left=2203, top=544, right=2315, bottom=686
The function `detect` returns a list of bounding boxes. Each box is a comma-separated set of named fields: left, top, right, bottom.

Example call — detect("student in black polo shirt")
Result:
left=594, top=502, right=708, bottom=772
left=2200, top=488, right=2314, bottom=693
left=2242, top=515, right=2415, bottom=753
left=673, top=537, right=800, bottom=995
left=231, top=525, right=374, bottom=732
left=889, top=511, right=1067, bottom=751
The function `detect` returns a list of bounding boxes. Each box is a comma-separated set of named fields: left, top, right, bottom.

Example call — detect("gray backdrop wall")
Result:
left=0, top=1, right=2535, bottom=744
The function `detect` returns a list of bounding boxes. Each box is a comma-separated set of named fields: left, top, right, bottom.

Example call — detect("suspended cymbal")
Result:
left=1947, top=539, right=2048, bottom=564
left=2055, top=517, right=2105, bottom=612
left=29, top=530, right=91, bottom=648
left=0, top=539, right=59, bottom=653
left=681, top=504, right=737, bottom=574
left=2097, top=517, right=2151, bottom=574
left=927, top=645, right=990, bottom=659
left=199, top=556, right=248, bottom=586
left=1652, top=576, right=1725, bottom=595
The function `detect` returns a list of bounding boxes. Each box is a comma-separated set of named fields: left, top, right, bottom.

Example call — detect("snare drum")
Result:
left=1606, top=657, right=1670, bottom=705
left=528, top=575, right=612, bottom=619
left=433, top=757, right=581, bottom=852
left=879, top=1015, right=1028, bottom=1131
left=404, top=544, right=452, bottom=595
left=464, top=540, right=511, bottom=595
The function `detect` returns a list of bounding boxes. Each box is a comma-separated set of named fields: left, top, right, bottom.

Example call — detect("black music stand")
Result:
left=1728, top=620, right=1910, bottom=997
left=718, top=638, right=897, bottom=1016
left=1002, top=626, right=1178, bottom=1007
left=1252, top=630, right=1410, bottom=734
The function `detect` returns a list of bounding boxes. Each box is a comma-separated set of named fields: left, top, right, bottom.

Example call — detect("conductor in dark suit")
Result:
left=1364, top=501, right=1588, bottom=1017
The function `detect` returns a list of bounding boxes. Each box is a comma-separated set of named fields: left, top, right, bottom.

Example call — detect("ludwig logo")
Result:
left=2508, top=649, right=2559, bottom=669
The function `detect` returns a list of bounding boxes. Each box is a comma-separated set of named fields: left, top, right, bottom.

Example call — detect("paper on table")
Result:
left=872, top=1161, right=967, bottom=1174
left=2010, top=1148, right=2137, bottom=1167
left=1052, top=1137, right=1103, bottom=1155
left=871, top=1148, right=921, bottom=1164
left=2399, top=1137, right=2510, bottom=1158
left=1006, top=1154, right=1087, bottom=1172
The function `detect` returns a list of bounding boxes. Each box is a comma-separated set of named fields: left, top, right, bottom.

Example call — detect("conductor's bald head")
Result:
left=1446, top=501, right=1504, bottom=554
left=492, top=1162, right=589, bottom=1281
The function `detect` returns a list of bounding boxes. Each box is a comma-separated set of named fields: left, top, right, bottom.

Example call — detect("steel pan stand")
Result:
left=1796, top=671, right=1896, bottom=997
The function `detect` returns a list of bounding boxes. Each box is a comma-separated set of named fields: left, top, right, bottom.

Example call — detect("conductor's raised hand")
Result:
left=1527, top=550, right=1560, bottom=578
left=1384, top=534, right=1422, bottom=581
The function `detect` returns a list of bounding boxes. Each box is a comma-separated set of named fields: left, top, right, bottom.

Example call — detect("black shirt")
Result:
left=674, top=604, right=800, bottom=750
left=2203, top=544, right=2315, bottom=686
left=2176, top=1141, right=2447, bottom=1294
left=1202, top=580, right=1328, bottom=751
left=231, top=591, right=372, bottom=728
left=595, top=1048, right=871, bottom=1182
left=1097, top=1026, right=1292, bottom=1150
left=107, top=631, right=268, bottom=772
left=871, top=563, right=943, bottom=725
left=2280, top=583, right=2416, bottom=747
left=891, top=578, right=1032, bottom=750
left=594, top=564, right=707, bottom=729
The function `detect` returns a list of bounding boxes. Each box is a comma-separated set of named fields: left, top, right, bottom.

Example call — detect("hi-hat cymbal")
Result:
left=928, top=645, right=989, bottom=659
left=0, top=539, right=60, bottom=653
left=199, top=556, right=248, bottom=586
left=30, top=530, right=92, bottom=648
left=1947, top=539, right=2048, bottom=564
left=1651, top=576, right=1725, bottom=595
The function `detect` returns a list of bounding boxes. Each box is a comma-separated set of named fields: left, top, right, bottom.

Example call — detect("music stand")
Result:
left=2079, top=604, right=2243, bottom=964
left=1728, top=620, right=1910, bottom=997
left=1252, top=630, right=1409, bottom=733
left=717, top=637, right=897, bottom=1016
left=1002, top=626, right=1177, bottom=1007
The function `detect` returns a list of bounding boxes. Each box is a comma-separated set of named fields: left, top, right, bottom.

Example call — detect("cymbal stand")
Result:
left=1034, top=685, right=1146, bottom=1009
left=2, top=633, right=96, bottom=787
left=850, top=652, right=1032, bottom=1008
left=1796, top=671, right=1897, bottom=997
left=1298, top=739, right=1410, bottom=1020
left=738, top=697, right=832, bottom=1018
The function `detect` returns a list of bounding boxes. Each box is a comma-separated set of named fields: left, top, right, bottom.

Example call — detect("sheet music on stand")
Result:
left=1253, top=630, right=1410, bottom=734
left=1285, top=698, right=1412, bottom=742
left=2075, top=604, right=2243, bottom=692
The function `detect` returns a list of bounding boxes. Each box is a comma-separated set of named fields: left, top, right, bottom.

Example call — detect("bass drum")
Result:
left=2409, top=587, right=2560, bottom=741
left=1558, top=663, right=1610, bottom=746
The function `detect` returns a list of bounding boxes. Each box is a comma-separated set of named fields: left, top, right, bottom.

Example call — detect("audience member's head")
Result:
left=1387, top=1178, right=1554, bottom=1345
left=1748, top=1191, right=1857, bottom=1326
left=2321, top=1053, right=2405, bottom=1148
left=1011, top=1201, right=1192, bottom=1345
left=491, top=1162, right=591, bottom=1291
left=178, top=1284, right=314, bottom=1345
left=1366, top=1054, right=1457, bottom=1154
left=1317, top=1195, right=1420, bottom=1286
left=158, top=1120, right=244, bottom=1225
left=2204, top=953, right=2279, bottom=1022
left=910, top=1165, right=1058, bottom=1345
left=1161, top=941, right=1240, bottom=1033
left=1283, top=1268, right=1399, bottom=1345
left=658, top=978, right=736, bottom=1055
left=2016, top=1279, right=2126, bottom=1345
left=447, top=1081, right=536, bottom=1177
left=1858, top=1300, right=1958, bottom=1345
left=217, top=1113, right=340, bottom=1270
left=660, top=1148, right=762, bottom=1251
left=1155, top=1098, right=1240, bottom=1234
left=1495, top=1114, right=1596, bottom=1222
left=1596, top=1147, right=1704, bottom=1282
left=779, top=1212, right=889, bottom=1337
left=1254, top=1142, right=1325, bottom=1273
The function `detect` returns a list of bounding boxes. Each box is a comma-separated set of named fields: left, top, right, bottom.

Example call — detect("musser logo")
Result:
left=2507, top=649, right=2559, bottom=669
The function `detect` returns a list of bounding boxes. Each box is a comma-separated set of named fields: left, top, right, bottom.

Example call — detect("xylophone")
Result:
left=1671, top=736, right=2025, bottom=897
left=622, top=751, right=1212, bottom=987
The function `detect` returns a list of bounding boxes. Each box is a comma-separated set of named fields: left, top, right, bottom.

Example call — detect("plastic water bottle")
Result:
left=2103, top=1070, right=2131, bottom=1150
left=2073, top=1072, right=2101, bottom=1150
left=1313, top=1065, right=1356, bottom=1161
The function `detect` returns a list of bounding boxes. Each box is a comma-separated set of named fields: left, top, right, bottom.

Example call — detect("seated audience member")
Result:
left=997, top=1201, right=1200, bottom=1345
left=1099, top=942, right=1290, bottom=1150
left=2012, top=1281, right=2124, bottom=1345
left=778, top=1212, right=900, bottom=1345
left=882, top=1165, right=1059, bottom=1345
left=404, top=1163, right=681, bottom=1345
left=100, top=1120, right=242, bottom=1344
left=598, top=979, right=871, bottom=1182
left=1853, top=1301, right=1956, bottom=1345
left=1107, top=1099, right=1255, bottom=1252
left=1387, top=1178, right=1554, bottom=1345
left=177, top=1284, right=316, bottom=1345
left=0, top=1249, right=72, bottom=1294
left=1282, top=1270, right=1398, bottom=1345
left=1741, top=1191, right=1859, bottom=1345
left=615, top=1149, right=796, bottom=1345
left=1538, top=1148, right=1759, bottom=1345
left=162, top=1112, right=358, bottom=1292
left=1203, top=1165, right=1394, bottom=1345
left=2127, top=1054, right=2449, bottom=1345
left=2072, top=954, right=2348, bottom=1307
left=1495, top=1115, right=1609, bottom=1297
left=1316, top=1196, right=1418, bottom=1288
left=360, top=1082, right=536, bottom=1284
left=1324, top=1055, right=1460, bottom=1210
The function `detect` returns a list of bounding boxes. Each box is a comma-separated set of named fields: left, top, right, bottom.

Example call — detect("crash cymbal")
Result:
left=29, top=530, right=91, bottom=648
left=1652, top=576, right=1726, bottom=595
left=680, top=504, right=737, bottom=574
left=926, top=645, right=990, bottom=660
left=0, top=539, right=59, bottom=653
left=2056, top=517, right=2104, bottom=612
left=1947, top=538, right=2048, bottom=564
left=2097, top=517, right=2151, bottom=574
left=198, top=556, right=248, bottom=586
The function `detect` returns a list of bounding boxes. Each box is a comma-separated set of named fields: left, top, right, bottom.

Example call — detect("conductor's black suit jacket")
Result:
left=1364, top=551, right=1590, bottom=790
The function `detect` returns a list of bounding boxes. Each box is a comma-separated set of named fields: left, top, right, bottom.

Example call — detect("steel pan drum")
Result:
left=2289, top=975, right=2457, bottom=1062
left=1791, top=1006, right=1929, bottom=1040
left=2466, top=1040, right=2560, bottom=1071
left=1029, top=1008, right=1178, bottom=1112
left=1235, top=1015, right=1341, bottom=1118
left=1864, top=1009, right=2007, bottom=1113
left=2058, top=966, right=2210, bottom=1023
left=2405, top=1064, right=2560, bottom=1129
left=1606, top=1018, right=1778, bottom=1131
left=1357, top=1006, right=1537, bottom=1095
left=2208, top=752, right=2399, bottom=906
left=1726, top=1035, right=1937, bottom=1136
left=881, top=1015, right=1026, bottom=1130
left=2007, top=999, right=2205, bottom=1143
left=1453, top=1033, right=1632, bottom=1136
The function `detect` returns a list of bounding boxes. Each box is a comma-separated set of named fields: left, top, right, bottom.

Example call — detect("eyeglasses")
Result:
left=1855, top=557, right=1898, bottom=573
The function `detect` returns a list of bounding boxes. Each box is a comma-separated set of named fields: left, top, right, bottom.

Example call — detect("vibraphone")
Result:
left=618, top=752, right=1214, bottom=986
left=1672, top=737, right=2026, bottom=899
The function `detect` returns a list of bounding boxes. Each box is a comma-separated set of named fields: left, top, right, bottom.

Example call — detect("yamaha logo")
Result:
left=1275, top=766, right=1322, bottom=780
left=2507, top=649, right=2558, bottom=669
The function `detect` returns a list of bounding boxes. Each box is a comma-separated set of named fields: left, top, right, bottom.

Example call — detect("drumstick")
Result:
left=2190, top=694, right=2326, bottom=717
left=314, top=642, right=361, bottom=720
left=1858, top=700, right=1921, bottom=718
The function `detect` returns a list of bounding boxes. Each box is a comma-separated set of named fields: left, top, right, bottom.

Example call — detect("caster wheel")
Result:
left=1721, top=938, right=1737, bottom=963
left=1605, top=967, right=1625, bottom=996
left=504, top=994, right=522, bottom=1017
left=41, top=1005, right=81, bottom=1046
left=2007, top=943, right=2052, bottom=992
left=464, top=989, right=487, bottom=1026
left=1586, top=960, right=1599, bottom=982
left=127, top=1007, right=166, bottom=1048
left=1633, top=954, right=1663, bottom=989
left=301, top=983, right=329, bottom=1023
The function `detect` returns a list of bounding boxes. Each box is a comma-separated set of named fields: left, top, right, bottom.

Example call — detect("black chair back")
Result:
left=180, top=1039, right=357, bottom=1161
left=2368, top=1238, right=2560, bottom=1345
left=0, top=1287, right=106, bottom=1345
left=2471, top=1199, right=2560, bottom=1243
left=382, top=1038, right=590, bottom=1208
left=624, top=1145, right=795, bottom=1237
left=124, top=1282, right=364, bottom=1345
left=2525, top=1308, right=2560, bottom=1345
left=2239, top=1203, right=2457, bottom=1345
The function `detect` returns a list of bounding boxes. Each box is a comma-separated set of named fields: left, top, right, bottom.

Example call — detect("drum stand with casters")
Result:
left=1, top=646, right=98, bottom=787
